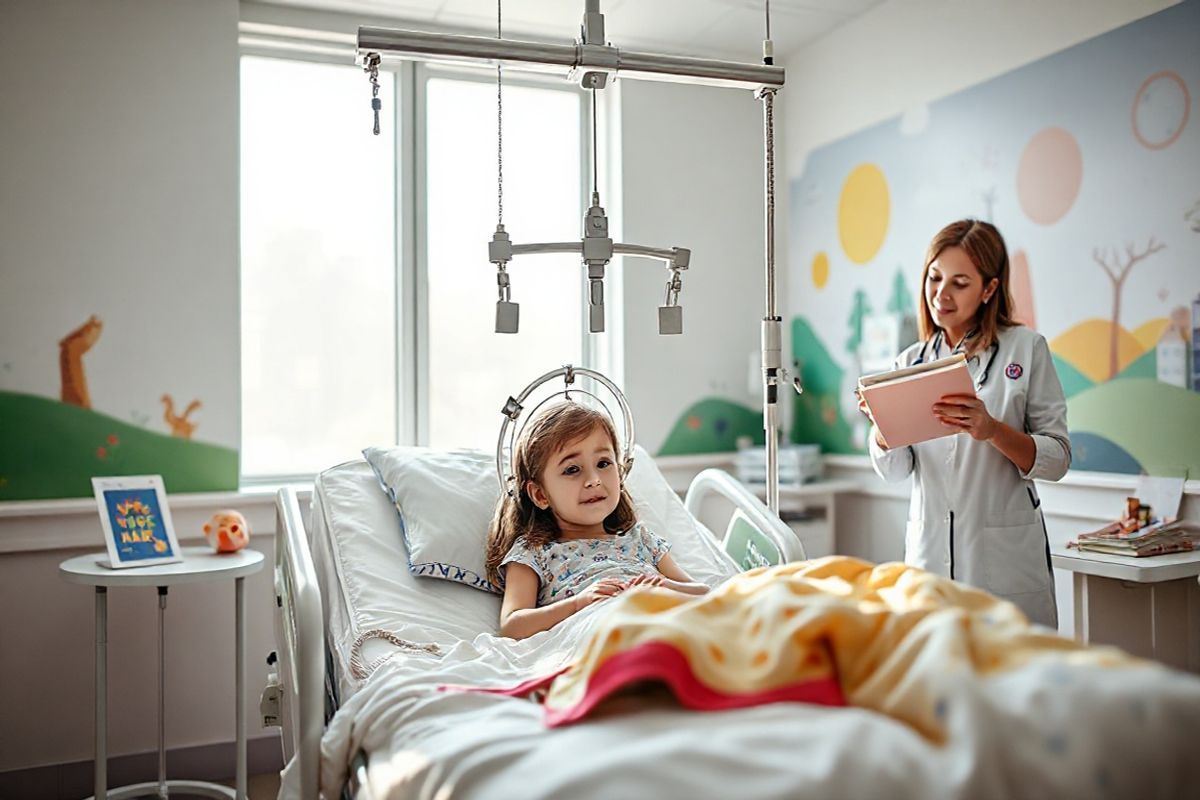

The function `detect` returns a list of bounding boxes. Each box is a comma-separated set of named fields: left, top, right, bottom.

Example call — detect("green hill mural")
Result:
left=1114, top=348, right=1157, bottom=381
left=790, top=317, right=857, bottom=454
left=658, top=398, right=764, bottom=456
left=1050, top=353, right=1095, bottom=399
left=1067, top=379, right=1200, bottom=477
left=0, top=391, right=238, bottom=500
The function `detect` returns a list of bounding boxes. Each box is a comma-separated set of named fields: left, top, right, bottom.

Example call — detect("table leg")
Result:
left=1073, top=572, right=1087, bottom=643
left=236, top=575, right=246, bottom=800
left=96, top=586, right=107, bottom=800
left=158, top=586, right=168, bottom=800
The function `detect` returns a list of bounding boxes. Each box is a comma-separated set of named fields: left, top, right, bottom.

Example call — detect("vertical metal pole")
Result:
left=236, top=576, right=247, bottom=800
left=157, top=587, right=168, bottom=800
left=759, top=86, right=781, bottom=514
left=95, top=587, right=107, bottom=800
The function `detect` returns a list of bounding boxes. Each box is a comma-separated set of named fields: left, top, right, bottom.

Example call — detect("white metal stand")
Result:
left=60, top=547, right=264, bottom=800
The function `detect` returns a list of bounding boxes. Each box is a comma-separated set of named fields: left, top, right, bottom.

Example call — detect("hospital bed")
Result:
left=271, top=448, right=1200, bottom=800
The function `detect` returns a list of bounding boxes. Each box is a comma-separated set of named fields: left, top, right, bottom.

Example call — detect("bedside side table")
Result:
left=60, top=546, right=265, bottom=800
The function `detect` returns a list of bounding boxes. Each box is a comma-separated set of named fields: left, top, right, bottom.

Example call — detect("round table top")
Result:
left=59, top=546, right=264, bottom=587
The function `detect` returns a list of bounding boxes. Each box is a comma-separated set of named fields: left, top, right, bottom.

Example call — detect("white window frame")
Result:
left=238, top=27, right=616, bottom=477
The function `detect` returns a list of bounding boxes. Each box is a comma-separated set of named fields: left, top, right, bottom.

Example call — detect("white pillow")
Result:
left=362, top=444, right=737, bottom=594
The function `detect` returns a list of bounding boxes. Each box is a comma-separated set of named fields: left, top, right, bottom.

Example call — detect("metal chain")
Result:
left=497, top=0, right=504, bottom=226
left=364, top=52, right=382, bottom=136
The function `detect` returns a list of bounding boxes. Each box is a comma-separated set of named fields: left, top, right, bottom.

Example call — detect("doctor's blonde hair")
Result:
left=917, top=218, right=1019, bottom=356
left=484, top=402, right=637, bottom=589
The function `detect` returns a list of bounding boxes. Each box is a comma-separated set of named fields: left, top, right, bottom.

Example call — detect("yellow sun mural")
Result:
left=837, top=164, right=889, bottom=264
left=811, top=252, right=830, bottom=289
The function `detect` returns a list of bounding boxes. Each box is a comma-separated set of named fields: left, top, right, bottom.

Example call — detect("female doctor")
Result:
left=859, top=219, right=1070, bottom=628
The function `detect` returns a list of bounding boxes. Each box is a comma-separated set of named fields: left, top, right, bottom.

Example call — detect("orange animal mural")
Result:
left=161, top=394, right=202, bottom=439
left=59, top=315, right=103, bottom=408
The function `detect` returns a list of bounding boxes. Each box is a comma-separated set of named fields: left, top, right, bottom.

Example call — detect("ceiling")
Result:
left=254, top=0, right=888, bottom=61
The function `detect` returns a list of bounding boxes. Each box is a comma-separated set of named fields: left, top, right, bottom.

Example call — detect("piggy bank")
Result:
left=203, top=510, right=250, bottom=553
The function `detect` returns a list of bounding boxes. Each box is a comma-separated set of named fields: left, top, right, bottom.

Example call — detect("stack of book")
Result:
left=1070, top=519, right=1200, bottom=557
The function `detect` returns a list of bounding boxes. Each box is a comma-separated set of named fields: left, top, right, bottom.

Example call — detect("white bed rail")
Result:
left=683, top=468, right=805, bottom=564
left=275, top=487, right=325, bottom=800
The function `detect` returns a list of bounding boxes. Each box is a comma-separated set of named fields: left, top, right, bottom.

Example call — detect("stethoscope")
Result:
left=914, top=328, right=1000, bottom=390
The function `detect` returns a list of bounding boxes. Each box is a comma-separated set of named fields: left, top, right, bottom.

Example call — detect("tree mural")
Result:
left=1092, top=238, right=1165, bottom=379
left=887, top=268, right=913, bottom=315
left=846, top=288, right=872, bottom=353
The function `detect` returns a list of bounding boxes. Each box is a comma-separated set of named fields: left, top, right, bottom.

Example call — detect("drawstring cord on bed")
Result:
left=350, top=628, right=442, bottom=680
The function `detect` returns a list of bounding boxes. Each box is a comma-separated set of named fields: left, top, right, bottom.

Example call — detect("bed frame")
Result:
left=270, top=466, right=802, bottom=800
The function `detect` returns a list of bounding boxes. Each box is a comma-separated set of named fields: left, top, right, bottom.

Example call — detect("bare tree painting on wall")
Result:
left=1092, top=238, right=1166, bottom=379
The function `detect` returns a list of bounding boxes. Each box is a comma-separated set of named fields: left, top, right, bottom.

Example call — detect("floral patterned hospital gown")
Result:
left=500, top=523, right=671, bottom=607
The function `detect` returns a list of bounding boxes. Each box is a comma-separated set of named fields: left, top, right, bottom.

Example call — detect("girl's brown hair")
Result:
left=484, top=402, right=637, bottom=588
left=917, top=218, right=1019, bottom=356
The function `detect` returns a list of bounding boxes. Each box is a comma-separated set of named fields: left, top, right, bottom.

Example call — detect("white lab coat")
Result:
left=869, top=325, right=1071, bottom=628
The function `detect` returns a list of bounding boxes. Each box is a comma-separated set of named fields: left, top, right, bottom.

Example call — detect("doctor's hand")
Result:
left=932, top=394, right=997, bottom=441
left=854, top=387, right=872, bottom=420
left=855, top=388, right=890, bottom=449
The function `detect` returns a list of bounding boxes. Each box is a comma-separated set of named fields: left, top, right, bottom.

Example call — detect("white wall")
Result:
left=618, top=80, right=770, bottom=453
left=0, top=0, right=242, bottom=449
left=781, top=0, right=1179, bottom=172
left=0, top=0, right=254, bottom=779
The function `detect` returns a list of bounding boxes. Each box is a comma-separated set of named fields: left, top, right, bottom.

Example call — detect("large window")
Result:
left=240, top=56, right=397, bottom=478
left=425, top=75, right=584, bottom=448
left=240, top=54, right=590, bottom=477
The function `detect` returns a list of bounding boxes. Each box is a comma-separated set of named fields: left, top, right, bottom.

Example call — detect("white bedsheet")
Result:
left=284, top=598, right=1200, bottom=800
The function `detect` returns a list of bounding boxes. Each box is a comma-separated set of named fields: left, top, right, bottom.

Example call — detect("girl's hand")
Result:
left=932, top=394, right=997, bottom=441
left=573, top=578, right=625, bottom=611
left=624, top=574, right=666, bottom=589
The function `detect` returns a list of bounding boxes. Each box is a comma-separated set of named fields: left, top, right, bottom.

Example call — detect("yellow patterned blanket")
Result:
left=466, top=556, right=1136, bottom=740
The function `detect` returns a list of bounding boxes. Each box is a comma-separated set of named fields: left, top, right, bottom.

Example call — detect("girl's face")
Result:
left=925, top=245, right=998, bottom=339
left=527, top=425, right=621, bottom=536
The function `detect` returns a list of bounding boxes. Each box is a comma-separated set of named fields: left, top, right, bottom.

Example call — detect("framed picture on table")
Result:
left=91, top=475, right=182, bottom=568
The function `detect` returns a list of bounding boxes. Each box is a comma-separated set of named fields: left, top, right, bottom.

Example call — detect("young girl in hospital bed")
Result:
left=485, top=402, right=708, bottom=639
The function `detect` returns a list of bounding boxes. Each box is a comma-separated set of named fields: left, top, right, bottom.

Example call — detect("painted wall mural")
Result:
left=0, top=315, right=237, bottom=500
left=787, top=1, right=1199, bottom=477
left=658, top=398, right=765, bottom=456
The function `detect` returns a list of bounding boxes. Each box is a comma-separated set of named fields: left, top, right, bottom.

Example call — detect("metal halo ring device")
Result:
left=496, top=365, right=635, bottom=497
